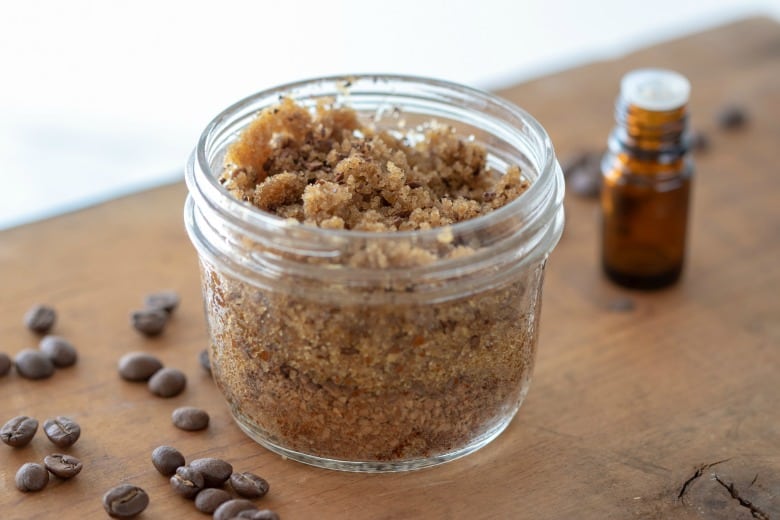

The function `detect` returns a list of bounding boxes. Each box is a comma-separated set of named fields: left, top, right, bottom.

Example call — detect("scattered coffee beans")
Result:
left=561, top=150, right=603, bottom=199
left=213, top=499, right=258, bottom=520
left=145, top=290, right=180, bottom=314
left=44, top=453, right=83, bottom=479
left=148, top=367, right=187, bottom=397
left=199, top=348, right=211, bottom=374
left=716, top=104, right=748, bottom=130
left=24, top=304, right=56, bottom=334
left=189, top=457, right=233, bottom=488
left=39, top=335, right=78, bottom=367
left=172, top=406, right=209, bottom=431
left=0, top=352, right=11, bottom=376
left=152, top=445, right=185, bottom=476
left=170, top=465, right=205, bottom=499
left=131, top=308, right=168, bottom=337
left=1, top=416, right=39, bottom=447
left=238, top=510, right=281, bottom=520
left=15, top=462, right=49, bottom=492
left=103, top=484, right=150, bottom=518
left=43, top=416, right=81, bottom=448
left=118, top=352, right=164, bottom=381
left=14, top=349, right=55, bottom=380
left=230, top=472, right=270, bottom=499
left=194, top=488, right=232, bottom=514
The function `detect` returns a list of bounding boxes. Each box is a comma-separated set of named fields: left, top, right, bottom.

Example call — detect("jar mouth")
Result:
left=185, top=74, right=565, bottom=300
left=189, top=74, right=559, bottom=243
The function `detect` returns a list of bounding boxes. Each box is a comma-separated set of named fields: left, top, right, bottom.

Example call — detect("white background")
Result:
left=1, top=0, right=778, bottom=229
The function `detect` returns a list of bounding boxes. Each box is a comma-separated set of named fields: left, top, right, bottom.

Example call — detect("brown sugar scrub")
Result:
left=185, top=76, right=565, bottom=471
left=219, top=97, right=529, bottom=232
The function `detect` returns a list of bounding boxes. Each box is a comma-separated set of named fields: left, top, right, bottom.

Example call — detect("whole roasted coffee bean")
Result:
left=131, top=308, right=168, bottom=337
left=562, top=150, right=602, bottom=199
left=44, top=453, right=83, bottom=479
left=14, top=349, right=55, bottom=379
left=230, top=472, right=270, bottom=499
left=170, top=465, right=205, bottom=499
left=199, top=349, right=211, bottom=373
left=118, top=352, right=163, bottom=381
left=689, top=129, right=710, bottom=153
left=0, top=352, right=12, bottom=376
left=144, top=291, right=180, bottom=314
left=607, top=296, right=636, bottom=313
left=15, top=462, right=49, bottom=492
left=0, top=416, right=38, bottom=447
left=43, top=416, right=81, bottom=448
left=24, top=304, right=56, bottom=334
left=213, top=499, right=257, bottom=520
left=238, top=510, right=281, bottom=520
left=190, top=457, right=233, bottom=488
left=103, top=484, right=149, bottom=518
left=148, top=367, right=186, bottom=397
left=716, top=104, right=748, bottom=130
left=39, top=335, right=78, bottom=367
left=172, top=406, right=209, bottom=431
left=194, top=488, right=232, bottom=514
left=151, top=445, right=185, bottom=476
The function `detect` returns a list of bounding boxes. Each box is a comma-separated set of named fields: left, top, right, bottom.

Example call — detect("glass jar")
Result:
left=184, top=75, right=565, bottom=472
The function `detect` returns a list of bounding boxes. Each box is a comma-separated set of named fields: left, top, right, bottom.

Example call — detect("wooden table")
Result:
left=1, top=17, right=778, bottom=519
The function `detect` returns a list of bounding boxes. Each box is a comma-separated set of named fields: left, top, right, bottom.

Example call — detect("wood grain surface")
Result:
left=1, top=17, right=779, bottom=519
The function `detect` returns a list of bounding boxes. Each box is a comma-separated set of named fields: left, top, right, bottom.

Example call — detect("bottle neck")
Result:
left=609, top=98, right=690, bottom=161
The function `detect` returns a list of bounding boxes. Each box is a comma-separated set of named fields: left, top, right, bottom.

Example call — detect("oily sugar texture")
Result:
left=219, top=97, right=529, bottom=232
left=203, top=262, right=542, bottom=462
left=204, top=97, right=540, bottom=464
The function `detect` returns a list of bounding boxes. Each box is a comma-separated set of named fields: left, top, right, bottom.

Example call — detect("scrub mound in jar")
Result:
left=204, top=97, right=540, bottom=465
left=219, top=97, right=529, bottom=232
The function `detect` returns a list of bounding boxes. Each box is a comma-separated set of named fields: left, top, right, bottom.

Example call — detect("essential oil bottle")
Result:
left=601, top=69, right=693, bottom=289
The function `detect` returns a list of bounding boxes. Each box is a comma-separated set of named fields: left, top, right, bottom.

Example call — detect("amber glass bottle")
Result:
left=601, top=69, right=693, bottom=289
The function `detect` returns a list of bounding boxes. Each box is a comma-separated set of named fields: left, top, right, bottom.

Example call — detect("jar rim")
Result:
left=190, top=73, right=559, bottom=242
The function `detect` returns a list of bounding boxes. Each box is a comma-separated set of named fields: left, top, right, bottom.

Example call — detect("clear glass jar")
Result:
left=184, top=75, right=565, bottom=472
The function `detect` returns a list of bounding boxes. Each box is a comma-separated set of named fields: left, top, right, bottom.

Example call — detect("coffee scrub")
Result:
left=185, top=75, right=564, bottom=471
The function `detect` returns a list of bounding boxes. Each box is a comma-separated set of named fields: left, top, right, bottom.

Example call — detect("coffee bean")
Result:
left=213, top=499, right=258, bottom=520
left=118, top=352, right=164, bottom=381
left=560, top=150, right=595, bottom=178
left=607, top=297, right=636, bottom=312
left=39, top=335, right=78, bottom=367
left=716, top=104, right=748, bottom=130
left=15, top=462, right=49, bottom=492
left=194, top=488, right=232, bottom=514
left=688, top=129, right=710, bottom=153
left=151, top=445, right=185, bottom=476
left=170, top=465, right=205, bottom=499
left=230, top=472, right=269, bottom=499
left=172, top=406, right=210, bottom=431
left=103, top=484, right=149, bottom=518
left=131, top=308, right=168, bottom=337
left=238, top=510, right=281, bottom=520
left=44, top=453, right=83, bottom=479
left=43, top=416, right=81, bottom=448
left=0, top=416, right=38, bottom=447
left=14, top=349, right=55, bottom=379
left=24, top=304, right=56, bottom=334
left=190, top=457, right=233, bottom=488
left=562, top=150, right=603, bottom=199
left=0, top=352, right=12, bottom=376
left=148, top=367, right=186, bottom=397
left=144, top=290, right=180, bottom=314
left=199, top=349, right=211, bottom=374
